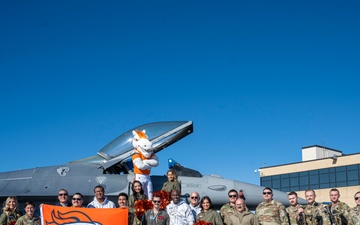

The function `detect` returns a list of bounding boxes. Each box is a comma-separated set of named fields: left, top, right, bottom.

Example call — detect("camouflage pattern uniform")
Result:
left=349, top=206, right=360, bottom=225
left=255, top=199, right=289, bottom=225
left=286, top=205, right=302, bottom=225
left=329, top=202, right=351, bottom=225
left=220, top=203, right=237, bottom=224
left=15, top=214, right=41, bottom=225
left=303, top=202, right=330, bottom=225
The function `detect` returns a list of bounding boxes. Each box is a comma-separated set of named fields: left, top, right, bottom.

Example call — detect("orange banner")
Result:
left=41, top=204, right=128, bottom=225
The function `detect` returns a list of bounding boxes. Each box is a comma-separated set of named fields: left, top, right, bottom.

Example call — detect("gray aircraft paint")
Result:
left=0, top=121, right=301, bottom=213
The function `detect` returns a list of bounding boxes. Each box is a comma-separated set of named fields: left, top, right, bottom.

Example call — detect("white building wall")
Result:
left=302, top=145, right=342, bottom=161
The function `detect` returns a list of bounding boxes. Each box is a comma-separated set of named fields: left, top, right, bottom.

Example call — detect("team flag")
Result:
left=41, top=204, right=128, bottom=225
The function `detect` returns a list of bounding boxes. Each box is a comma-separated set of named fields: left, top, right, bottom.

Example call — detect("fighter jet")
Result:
left=0, top=121, right=292, bottom=210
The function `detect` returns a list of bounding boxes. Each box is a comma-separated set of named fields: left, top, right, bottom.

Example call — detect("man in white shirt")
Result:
left=188, top=192, right=201, bottom=221
left=87, top=185, right=116, bottom=208
left=166, top=189, right=194, bottom=225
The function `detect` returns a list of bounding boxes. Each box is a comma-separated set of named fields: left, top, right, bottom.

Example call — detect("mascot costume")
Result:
left=131, top=130, right=159, bottom=199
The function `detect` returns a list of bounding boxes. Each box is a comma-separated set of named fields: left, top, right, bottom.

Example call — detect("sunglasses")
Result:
left=58, top=193, right=68, bottom=196
left=72, top=198, right=82, bottom=201
left=191, top=196, right=199, bottom=199
left=228, top=195, right=237, bottom=198
left=355, top=197, right=360, bottom=200
left=263, top=192, right=272, bottom=195
left=153, top=200, right=161, bottom=203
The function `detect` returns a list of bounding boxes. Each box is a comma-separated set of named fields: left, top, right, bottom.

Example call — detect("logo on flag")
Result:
left=41, top=204, right=128, bottom=225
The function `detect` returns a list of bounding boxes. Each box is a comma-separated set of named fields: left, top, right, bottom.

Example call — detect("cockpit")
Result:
left=70, top=121, right=195, bottom=176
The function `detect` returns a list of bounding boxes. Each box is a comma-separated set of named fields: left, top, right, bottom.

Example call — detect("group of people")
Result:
left=0, top=190, right=90, bottom=225
left=216, top=187, right=360, bottom=225
left=0, top=197, right=40, bottom=225
left=251, top=187, right=360, bottom=225
left=284, top=188, right=360, bottom=225
left=2, top=168, right=360, bottom=225
left=0, top=168, right=182, bottom=225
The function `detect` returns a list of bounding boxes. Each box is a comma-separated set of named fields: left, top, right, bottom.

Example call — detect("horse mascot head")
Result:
left=132, top=130, right=153, bottom=158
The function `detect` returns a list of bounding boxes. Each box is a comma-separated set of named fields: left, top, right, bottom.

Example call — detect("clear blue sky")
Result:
left=1, top=0, right=359, bottom=186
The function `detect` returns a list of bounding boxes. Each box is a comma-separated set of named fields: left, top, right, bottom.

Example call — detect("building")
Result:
left=259, top=145, right=360, bottom=207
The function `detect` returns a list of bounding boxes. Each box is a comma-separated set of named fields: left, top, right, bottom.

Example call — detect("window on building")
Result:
left=319, top=168, right=329, bottom=189
left=281, top=174, right=290, bottom=192
left=347, top=165, right=359, bottom=186
left=290, top=172, right=299, bottom=191
left=335, top=166, right=346, bottom=187
left=261, top=176, right=272, bottom=188
left=260, top=163, right=360, bottom=192
left=299, top=171, right=309, bottom=190
left=272, top=175, right=281, bottom=190
left=309, top=170, right=319, bottom=189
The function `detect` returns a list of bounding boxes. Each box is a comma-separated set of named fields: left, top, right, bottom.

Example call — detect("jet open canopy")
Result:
left=97, top=121, right=193, bottom=170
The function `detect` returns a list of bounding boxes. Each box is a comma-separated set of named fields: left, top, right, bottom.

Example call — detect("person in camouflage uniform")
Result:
left=329, top=189, right=351, bottom=225
left=349, top=191, right=360, bottom=225
left=220, top=189, right=238, bottom=224
left=14, top=201, right=40, bottom=225
left=255, top=187, right=289, bottom=225
left=298, top=190, right=330, bottom=225
left=286, top=192, right=303, bottom=225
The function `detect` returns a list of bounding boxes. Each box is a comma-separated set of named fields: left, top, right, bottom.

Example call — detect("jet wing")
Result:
left=98, top=121, right=193, bottom=169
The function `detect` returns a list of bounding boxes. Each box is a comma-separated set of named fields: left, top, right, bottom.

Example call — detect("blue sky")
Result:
left=1, top=0, right=359, bottom=186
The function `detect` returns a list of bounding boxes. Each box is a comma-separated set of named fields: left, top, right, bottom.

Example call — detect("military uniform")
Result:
left=15, top=214, right=41, bottom=225
left=330, top=202, right=351, bottom=225
left=303, top=202, right=330, bottom=225
left=349, top=206, right=360, bottom=225
left=161, top=181, right=181, bottom=194
left=220, top=203, right=237, bottom=223
left=225, top=210, right=259, bottom=225
left=286, top=205, right=302, bottom=225
left=255, top=199, right=289, bottom=225
left=196, top=209, right=223, bottom=225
